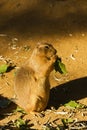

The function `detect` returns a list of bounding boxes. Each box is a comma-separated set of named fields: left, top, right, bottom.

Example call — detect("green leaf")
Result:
left=62, top=118, right=74, bottom=126
left=14, top=106, right=26, bottom=114
left=64, top=100, right=84, bottom=109
left=0, top=64, right=8, bottom=74
left=15, top=118, right=26, bottom=128
left=43, top=126, right=51, bottom=130
left=54, top=58, right=67, bottom=74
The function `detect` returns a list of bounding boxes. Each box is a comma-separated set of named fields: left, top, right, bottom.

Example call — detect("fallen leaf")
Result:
left=64, top=100, right=84, bottom=109
left=62, top=118, right=74, bottom=127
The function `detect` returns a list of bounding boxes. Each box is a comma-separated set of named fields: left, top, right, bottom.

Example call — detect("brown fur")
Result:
left=14, top=43, right=57, bottom=112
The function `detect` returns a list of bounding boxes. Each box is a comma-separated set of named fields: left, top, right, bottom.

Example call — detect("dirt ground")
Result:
left=0, top=0, right=87, bottom=129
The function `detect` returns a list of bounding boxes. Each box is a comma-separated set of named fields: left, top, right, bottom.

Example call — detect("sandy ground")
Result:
left=0, top=0, right=87, bottom=129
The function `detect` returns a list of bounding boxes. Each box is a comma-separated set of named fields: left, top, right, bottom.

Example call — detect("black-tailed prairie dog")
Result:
left=14, top=43, right=57, bottom=113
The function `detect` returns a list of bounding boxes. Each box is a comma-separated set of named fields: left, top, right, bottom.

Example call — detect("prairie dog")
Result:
left=14, top=43, right=57, bottom=112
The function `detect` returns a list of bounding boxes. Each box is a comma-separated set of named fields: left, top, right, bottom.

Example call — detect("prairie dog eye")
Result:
left=45, top=45, right=49, bottom=49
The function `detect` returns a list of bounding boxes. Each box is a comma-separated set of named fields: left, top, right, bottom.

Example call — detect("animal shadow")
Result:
left=0, top=95, right=17, bottom=120
left=48, top=77, right=87, bottom=109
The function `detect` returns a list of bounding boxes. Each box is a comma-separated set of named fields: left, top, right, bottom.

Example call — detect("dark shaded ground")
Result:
left=0, top=0, right=87, bottom=37
left=49, top=77, right=87, bottom=109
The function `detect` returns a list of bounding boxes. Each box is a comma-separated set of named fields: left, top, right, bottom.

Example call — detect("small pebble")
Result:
left=81, top=33, right=85, bottom=37
left=69, top=33, right=73, bottom=37
left=70, top=54, right=76, bottom=60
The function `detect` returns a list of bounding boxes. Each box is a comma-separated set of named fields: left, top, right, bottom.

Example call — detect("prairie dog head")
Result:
left=29, top=43, right=57, bottom=76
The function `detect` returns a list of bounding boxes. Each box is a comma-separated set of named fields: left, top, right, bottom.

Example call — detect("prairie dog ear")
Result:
left=37, top=42, right=42, bottom=46
left=37, top=42, right=41, bottom=45
left=36, top=42, right=41, bottom=49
